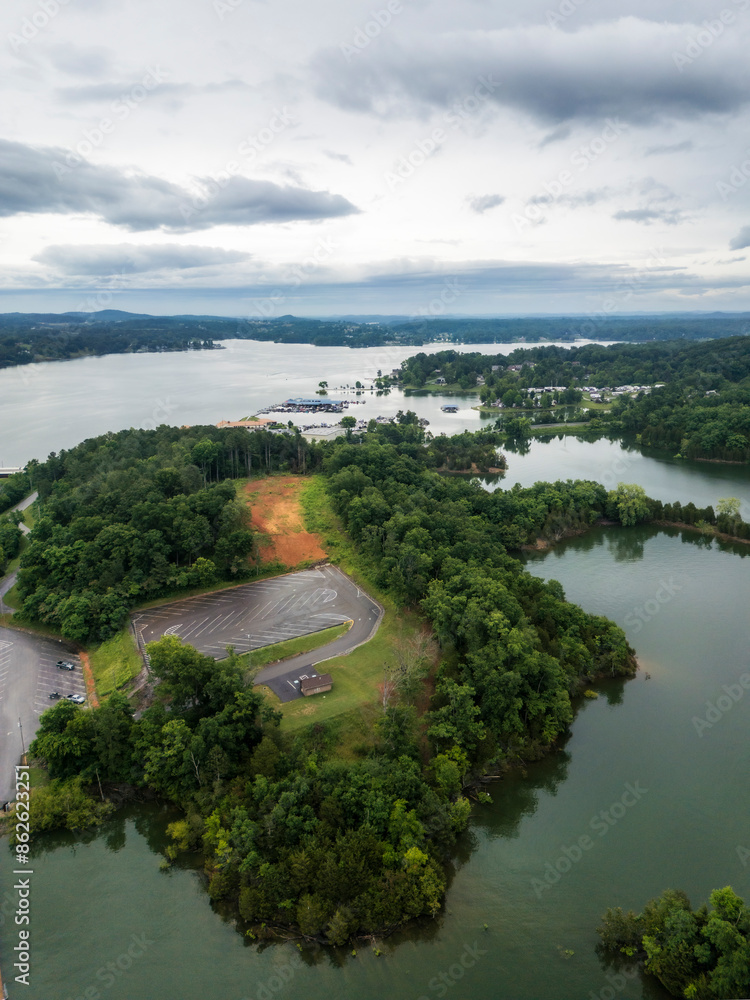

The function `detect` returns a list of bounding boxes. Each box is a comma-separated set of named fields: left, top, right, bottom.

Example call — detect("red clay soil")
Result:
left=244, top=477, right=327, bottom=567
left=79, top=652, right=100, bottom=708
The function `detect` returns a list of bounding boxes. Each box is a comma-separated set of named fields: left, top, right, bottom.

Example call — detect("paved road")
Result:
left=0, top=570, right=17, bottom=615
left=12, top=490, right=37, bottom=536
left=132, top=565, right=382, bottom=703
left=12, top=492, right=37, bottom=513
left=0, top=627, right=86, bottom=807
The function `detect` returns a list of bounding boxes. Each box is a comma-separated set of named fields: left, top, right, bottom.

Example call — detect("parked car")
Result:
left=66, top=694, right=86, bottom=705
left=49, top=691, right=61, bottom=700
left=57, top=661, right=75, bottom=670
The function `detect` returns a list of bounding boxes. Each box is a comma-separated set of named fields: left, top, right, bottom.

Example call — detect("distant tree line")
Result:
left=402, top=338, right=750, bottom=463
left=2, top=312, right=749, bottom=369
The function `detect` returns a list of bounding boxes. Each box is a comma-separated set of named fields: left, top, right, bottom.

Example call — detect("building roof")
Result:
left=300, top=673, right=333, bottom=694
left=216, top=419, right=275, bottom=428
left=286, top=398, right=344, bottom=406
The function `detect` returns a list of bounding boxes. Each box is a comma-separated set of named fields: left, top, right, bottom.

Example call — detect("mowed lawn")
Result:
left=256, top=476, right=433, bottom=734
left=261, top=611, right=411, bottom=733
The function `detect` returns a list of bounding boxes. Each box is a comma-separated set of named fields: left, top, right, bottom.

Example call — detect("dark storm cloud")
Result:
left=0, top=139, right=359, bottom=232
left=644, top=140, right=695, bottom=156
left=467, top=194, right=505, bottom=214
left=34, top=244, right=252, bottom=276
left=538, top=125, right=572, bottom=148
left=729, top=226, right=750, bottom=250
left=311, top=19, right=750, bottom=125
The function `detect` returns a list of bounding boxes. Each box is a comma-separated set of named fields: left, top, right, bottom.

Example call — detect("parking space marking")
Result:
left=179, top=616, right=211, bottom=640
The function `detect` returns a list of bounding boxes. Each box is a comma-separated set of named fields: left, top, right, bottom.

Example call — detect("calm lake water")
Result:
left=2, top=526, right=748, bottom=1000
left=1, top=344, right=749, bottom=999
left=0, top=339, right=615, bottom=464
left=2, top=339, right=749, bottom=514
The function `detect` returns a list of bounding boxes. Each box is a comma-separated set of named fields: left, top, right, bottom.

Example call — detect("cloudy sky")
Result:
left=1, top=0, right=750, bottom=316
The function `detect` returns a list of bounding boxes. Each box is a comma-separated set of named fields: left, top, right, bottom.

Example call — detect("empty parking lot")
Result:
left=132, top=565, right=381, bottom=668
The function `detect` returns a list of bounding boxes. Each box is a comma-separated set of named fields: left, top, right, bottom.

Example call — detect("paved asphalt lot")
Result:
left=132, top=565, right=382, bottom=703
left=0, top=627, right=86, bottom=807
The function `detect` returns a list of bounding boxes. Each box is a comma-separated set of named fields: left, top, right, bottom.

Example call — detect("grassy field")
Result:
left=2, top=582, right=21, bottom=609
left=244, top=623, right=350, bottom=674
left=21, top=502, right=36, bottom=530
left=415, top=381, right=480, bottom=394
left=88, top=629, right=142, bottom=698
left=262, top=610, right=420, bottom=734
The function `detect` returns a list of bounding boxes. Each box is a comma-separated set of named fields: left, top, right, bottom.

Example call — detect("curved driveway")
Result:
left=254, top=566, right=382, bottom=702
left=132, top=565, right=383, bottom=702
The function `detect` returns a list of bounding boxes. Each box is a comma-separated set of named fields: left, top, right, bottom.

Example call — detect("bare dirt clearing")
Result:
left=244, top=476, right=327, bottom=566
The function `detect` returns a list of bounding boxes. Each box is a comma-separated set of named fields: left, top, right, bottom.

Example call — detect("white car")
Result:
left=66, top=694, right=86, bottom=705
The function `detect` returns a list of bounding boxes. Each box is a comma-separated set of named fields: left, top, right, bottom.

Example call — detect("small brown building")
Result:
left=300, top=673, right=333, bottom=697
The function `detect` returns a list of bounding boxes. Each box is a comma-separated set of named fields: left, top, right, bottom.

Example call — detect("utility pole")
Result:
left=18, top=716, right=25, bottom=759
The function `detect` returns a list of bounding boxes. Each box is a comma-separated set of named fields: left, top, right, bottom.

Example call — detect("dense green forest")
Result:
left=7, top=416, right=750, bottom=649
left=20, top=418, right=646, bottom=942
left=387, top=314, right=750, bottom=345
left=8, top=425, right=328, bottom=640
left=597, top=886, right=750, bottom=998
left=2, top=311, right=749, bottom=368
left=0, top=512, right=23, bottom=576
left=402, top=337, right=750, bottom=463
left=0, top=312, right=225, bottom=367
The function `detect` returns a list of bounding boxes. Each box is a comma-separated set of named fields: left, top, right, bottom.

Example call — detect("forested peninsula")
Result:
left=6, top=405, right=749, bottom=943
left=8, top=419, right=641, bottom=942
